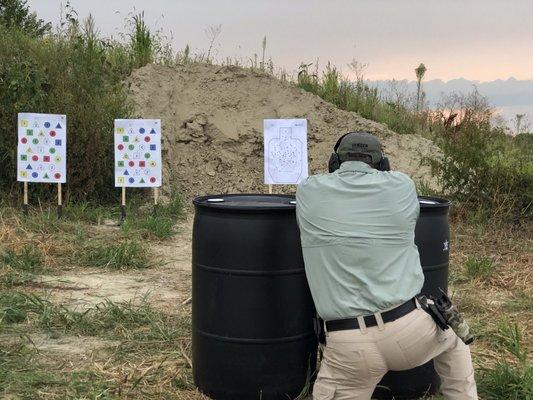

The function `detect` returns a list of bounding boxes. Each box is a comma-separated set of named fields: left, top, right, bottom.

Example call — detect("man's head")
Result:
left=328, top=132, right=390, bottom=172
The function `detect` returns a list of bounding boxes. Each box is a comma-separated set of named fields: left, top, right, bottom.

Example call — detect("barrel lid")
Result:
left=193, top=194, right=296, bottom=211
left=418, top=196, right=451, bottom=209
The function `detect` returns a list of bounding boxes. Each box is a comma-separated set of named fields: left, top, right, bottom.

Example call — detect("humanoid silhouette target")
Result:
left=263, top=119, right=308, bottom=184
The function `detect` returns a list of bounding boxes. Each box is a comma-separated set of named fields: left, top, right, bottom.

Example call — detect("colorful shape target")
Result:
left=114, top=119, right=161, bottom=187
left=17, top=113, right=67, bottom=183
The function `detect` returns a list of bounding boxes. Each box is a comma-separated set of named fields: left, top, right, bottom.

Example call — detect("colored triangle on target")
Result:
left=39, top=130, right=45, bottom=136
left=26, top=164, right=32, bottom=170
left=150, top=128, right=156, bottom=134
left=56, top=123, right=62, bottom=129
left=26, top=148, right=33, bottom=154
left=139, top=178, right=145, bottom=184
left=124, top=170, right=129, bottom=176
left=43, top=173, right=49, bottom=179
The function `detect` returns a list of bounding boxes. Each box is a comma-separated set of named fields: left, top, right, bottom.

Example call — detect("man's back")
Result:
left=296, top=160, right=424, bottom=320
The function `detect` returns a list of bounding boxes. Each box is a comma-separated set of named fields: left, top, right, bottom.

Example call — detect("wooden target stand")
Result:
left=22, top=181, right=63, bottom=219
left=119, top=186, right=160, bottom=224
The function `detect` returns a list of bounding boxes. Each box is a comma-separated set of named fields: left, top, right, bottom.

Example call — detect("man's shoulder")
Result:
left=296, top=173, right=331, bottom=201
left=380, top=170, right=415, bottom=186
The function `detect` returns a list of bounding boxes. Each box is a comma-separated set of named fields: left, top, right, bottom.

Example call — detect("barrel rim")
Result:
left=193, top=194, right=450, bottom=210
left=418, top=195, right=451, bottom=209
left=193, top=193, right=296, bottom=211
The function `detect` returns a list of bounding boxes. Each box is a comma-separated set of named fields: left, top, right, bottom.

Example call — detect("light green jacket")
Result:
left=295, top=161, right=424, bottom=321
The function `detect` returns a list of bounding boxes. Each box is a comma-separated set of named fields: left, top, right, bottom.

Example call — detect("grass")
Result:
left=477, top=322, right=532, bottom=399
left=464, top=255, right=496, bottom=279
left=82, top=239, right=150, bottom=270
left=0, top=290, right=195, bottom=399
left=0, top=291, right=179, bottom=337
left=121, top=193, right=185, bottom=240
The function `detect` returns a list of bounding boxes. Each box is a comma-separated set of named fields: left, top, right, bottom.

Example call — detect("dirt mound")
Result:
left=127, top=63, right=439, bottom=199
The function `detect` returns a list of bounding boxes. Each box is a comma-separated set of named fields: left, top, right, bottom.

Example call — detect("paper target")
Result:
left=17, top=113, right=67, bottom=183
left=264, top=119, right=308, bottom=184
left=114, top=119, right=162, bottom=187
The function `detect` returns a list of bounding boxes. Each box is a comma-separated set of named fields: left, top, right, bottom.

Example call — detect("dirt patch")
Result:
left=1, top=333, right=118, bottom=356
left=127, top=63, right=440, bottom=200
left=35, top=219, right=193, bottom=312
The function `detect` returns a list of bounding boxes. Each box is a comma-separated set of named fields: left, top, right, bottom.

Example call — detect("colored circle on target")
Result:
left=128, top=144, right=135, bottom=151
left=150, top=177, right=156, bottom=183
left=139, top=128, right=145, bottom=134
left=144, top=136, right=150, bottom=142
left=32, top=155, right=39, bottom=162
left=44, top=122, right=51, bottom=128
left=144, top=153, right=151, bottom=159
left=21, top=137, right=28, bottom=144
left=32, top=172, right=38, bottom=178
left=129, top=177, right=135, bottom=183
left=128, top=161, right=135, bottom=167
left=49, top=130, right=56, bottom=137
left=118, top=144, right=124, bottom=151
left=54, top=172, right=61, bottom=179
left=32, top=138, right=39, bottom=145
left=49, top=148, right=56, bottom=154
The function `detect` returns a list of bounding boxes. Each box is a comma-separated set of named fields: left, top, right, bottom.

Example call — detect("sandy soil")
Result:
left=127, top=63, right=440, bottom=199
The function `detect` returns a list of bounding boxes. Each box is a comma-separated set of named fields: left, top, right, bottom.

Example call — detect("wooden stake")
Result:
left=153, top=187, right=159, bottom=216
left=268, top=185, right=273, bottom=194
left=57, top=183, right=63, bottom=219
left=154, top=187, right=159, bottom=205
left=120, top=186, right=127, bottom=223
left=22, top=181, right=29, bottom=215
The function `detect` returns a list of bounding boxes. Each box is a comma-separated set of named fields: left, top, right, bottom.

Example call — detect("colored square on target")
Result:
left=150, top=144, right=156, bottom=151
left=139, top=161, right=146, bottom=167
left=122, top=135, right=129, bottom=142
left=55, top=139, right=62, bottom=146
left=20, top=154, right=27, bottom=161
left=43, top=156, right=50, bottom=162
left=118, top=161, right=124, bottom=167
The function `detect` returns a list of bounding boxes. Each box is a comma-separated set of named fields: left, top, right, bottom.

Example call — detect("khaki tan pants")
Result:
left=313, top=306, right=478, bottom=400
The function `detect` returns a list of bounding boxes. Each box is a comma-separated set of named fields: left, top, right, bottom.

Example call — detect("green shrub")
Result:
left=0, top=0, right=50, bottom=36
left=0, top=21, right=133, bottom=202
left=0, top=4, right=174, bottom=203
left=427, top=91, right=532, bottom=221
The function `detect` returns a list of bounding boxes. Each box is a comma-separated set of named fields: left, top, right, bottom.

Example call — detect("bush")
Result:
left=0, top=4, right=173, bottom=203
left=0, top=20, right=133, bottom=201
left=428, top=92, right=532, bottom=221
left=297, top=62, right=426, bottom=135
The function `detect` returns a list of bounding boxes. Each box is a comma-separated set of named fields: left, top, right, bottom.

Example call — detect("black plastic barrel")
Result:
left=373, top=196, right=451, bottom=399
left=192, top=194, right=317, bottom=400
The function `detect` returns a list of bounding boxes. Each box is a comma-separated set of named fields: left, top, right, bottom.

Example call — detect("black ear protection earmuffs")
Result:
left=328, top=133, right=390, bottom=173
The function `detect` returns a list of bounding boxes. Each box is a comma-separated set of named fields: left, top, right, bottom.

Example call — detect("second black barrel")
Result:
left=373, top=196, right=451, bottom=399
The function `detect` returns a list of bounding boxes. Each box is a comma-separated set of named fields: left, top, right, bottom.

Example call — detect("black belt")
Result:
left=325, top=298, right=417, bottom=332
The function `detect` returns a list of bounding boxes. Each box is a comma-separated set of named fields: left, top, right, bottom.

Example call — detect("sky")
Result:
left=28, top=0, right=533, bottom=82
